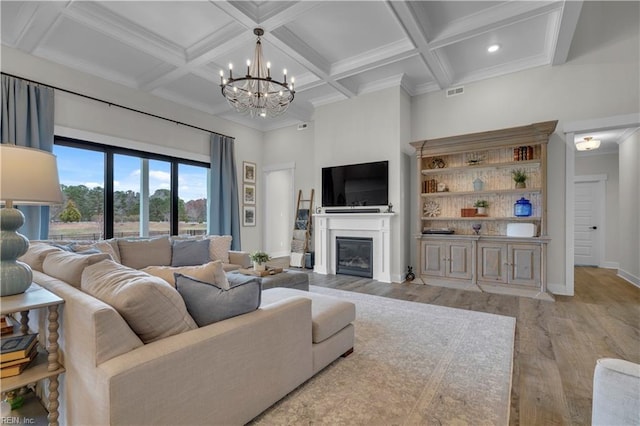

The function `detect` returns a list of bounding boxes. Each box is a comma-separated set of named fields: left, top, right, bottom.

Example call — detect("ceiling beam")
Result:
left=387, top=1, right=451, bottom=89
left=552, top=1, right=584, bottom=65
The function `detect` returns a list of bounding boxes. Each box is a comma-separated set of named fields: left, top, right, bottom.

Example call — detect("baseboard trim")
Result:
left=548, top=282, right=573, bottom=296
left=617, top=269, right=640, bottom=289
left=601, top=261, right=620, bottom=269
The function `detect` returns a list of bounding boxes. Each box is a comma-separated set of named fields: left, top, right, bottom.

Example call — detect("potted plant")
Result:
left=249, top=251, right=270, bottom=272
left=474, top=200, right=489, bottom=216
left=511, top=169, right=528, bottom=188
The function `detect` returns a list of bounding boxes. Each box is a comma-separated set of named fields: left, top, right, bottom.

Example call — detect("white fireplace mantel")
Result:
left=313, top=212, right=394, bottom=283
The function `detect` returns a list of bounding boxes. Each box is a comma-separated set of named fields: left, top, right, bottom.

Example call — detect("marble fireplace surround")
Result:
left=313, top=212, right=393, bottom=283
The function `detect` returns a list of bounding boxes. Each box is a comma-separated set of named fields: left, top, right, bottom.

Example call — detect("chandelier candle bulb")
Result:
left=267, top=62, right=271, bottom=78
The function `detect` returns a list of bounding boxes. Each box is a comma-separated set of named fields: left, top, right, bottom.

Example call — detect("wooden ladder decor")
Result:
left=290, top=189, right=314, bottom=267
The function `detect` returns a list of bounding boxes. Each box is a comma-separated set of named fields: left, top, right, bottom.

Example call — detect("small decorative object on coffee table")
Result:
left=249, top=251, right=270, bottom=272
left=238, top=266, right=283, bottom=277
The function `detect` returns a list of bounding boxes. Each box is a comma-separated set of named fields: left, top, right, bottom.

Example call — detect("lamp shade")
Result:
left=0, top=144, right=63, bottom=205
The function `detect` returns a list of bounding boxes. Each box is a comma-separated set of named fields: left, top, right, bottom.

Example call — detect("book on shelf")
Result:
left=0, top=333, right=38, bottom=362
left=1, top=316, right=15, bottom=336
left=0, top=345, right=37, bottom=378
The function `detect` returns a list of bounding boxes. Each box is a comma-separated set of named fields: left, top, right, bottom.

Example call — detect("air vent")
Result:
left=446, top=86, right=464, bottom=97
left=297, top=123, right=309, bottom=130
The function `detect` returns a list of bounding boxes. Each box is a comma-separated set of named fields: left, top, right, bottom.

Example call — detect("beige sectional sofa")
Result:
left=19, top=237, right=355, bottom=425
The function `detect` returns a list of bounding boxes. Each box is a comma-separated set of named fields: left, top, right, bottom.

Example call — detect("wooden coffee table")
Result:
left=231, top=269, right=309, bottom=291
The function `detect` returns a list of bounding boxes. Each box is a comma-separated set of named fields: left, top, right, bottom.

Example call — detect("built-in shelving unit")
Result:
left=410, top=121, right=557, bottom=300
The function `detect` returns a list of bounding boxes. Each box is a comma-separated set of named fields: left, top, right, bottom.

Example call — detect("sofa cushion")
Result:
left=261, top=288, right=356, bottom=344
left=205, top=235, right=232, bottom=263
left=142, top=260, right=229, bottom=289
left=117, top=236, right=172, bottom=269
left=18, top=243, right=63, bottom=272
left=81, top=259, right=197, bottom=343
left=171, top=238, right=210, bottom=267
left=92, top=239, right=121, bottom=264
left=43, top=250, right=112, bottom=288
left=175, top=273, right=261, bottom=327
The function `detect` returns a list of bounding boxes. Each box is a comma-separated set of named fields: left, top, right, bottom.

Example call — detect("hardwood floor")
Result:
left=278, top=262, right=640, bottom=425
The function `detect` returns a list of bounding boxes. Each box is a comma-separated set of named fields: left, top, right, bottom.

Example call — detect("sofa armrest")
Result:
left=592, top=358, right=640, bottom=425
left=229, top=250, right=251, bottom=268
left=96, top=296, right=313, bottom=426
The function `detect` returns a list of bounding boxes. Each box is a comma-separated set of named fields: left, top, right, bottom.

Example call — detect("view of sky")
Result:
left=54, top=145, right=207, bottom=201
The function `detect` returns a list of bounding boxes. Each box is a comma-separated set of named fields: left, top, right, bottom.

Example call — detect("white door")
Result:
left=263, top=167, right=294, bottom=258
left=574, top=180, right=602, bottom=266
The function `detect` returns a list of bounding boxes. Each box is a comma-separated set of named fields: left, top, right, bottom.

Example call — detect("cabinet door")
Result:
left=477, top=242, right=508, bottom=283
left=446, top=241, right=473, bottom=280
left=508, top=244, right=541, bottom=286
left=420, top=241, right=445, bottom=277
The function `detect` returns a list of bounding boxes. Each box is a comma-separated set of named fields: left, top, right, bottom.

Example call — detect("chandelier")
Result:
left=219, top=28, right=295, bottom=118
left=575, top=136, right=601, bottom=151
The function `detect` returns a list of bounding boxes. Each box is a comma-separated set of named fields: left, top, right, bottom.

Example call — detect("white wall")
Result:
left=313, top=87, right=408, bottom=281
left=618, top=130, right=640, bottom=285
left=409, top=1, right=639, bottom=294
left=262, top=123, right=315, bottom=207
left=2, top=46, right=264, bottom=250
left=575, top=152, right=620, bottom=268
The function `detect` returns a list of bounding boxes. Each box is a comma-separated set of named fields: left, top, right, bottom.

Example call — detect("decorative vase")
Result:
left=473, top=178, right=484, bottom=191
left=515, top=181, right=526, bottom=189
left=514, top=197, right=532, bottom=217
left=253, top=262, right=266, bottom=272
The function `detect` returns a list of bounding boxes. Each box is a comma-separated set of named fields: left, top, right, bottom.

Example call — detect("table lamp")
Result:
left=0, top=144, right=63, bottom=296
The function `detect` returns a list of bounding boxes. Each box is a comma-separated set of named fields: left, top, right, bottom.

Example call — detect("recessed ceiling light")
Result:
left=487, top=44, right=500, bottom=53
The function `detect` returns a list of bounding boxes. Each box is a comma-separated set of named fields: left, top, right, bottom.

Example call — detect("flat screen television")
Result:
left=322, top=160, right=389, bottom=207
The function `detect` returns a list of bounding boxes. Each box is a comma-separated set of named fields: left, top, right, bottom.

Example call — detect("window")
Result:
left=50, top=136, right=209, bottom=240
left=50, top=144, right=105, bottom=240
left=178, top=164, right=208, bottom=236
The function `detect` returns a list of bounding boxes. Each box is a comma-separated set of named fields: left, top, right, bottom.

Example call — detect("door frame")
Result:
left=563, top=113, right=640, bottom=296
left=262, top=162, right=296, bottom=258
left=573, top=175, right=607, bottom=267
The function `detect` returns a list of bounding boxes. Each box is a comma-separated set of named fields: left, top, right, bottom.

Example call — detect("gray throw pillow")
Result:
left=175, top=273, right=261, bottom=327
left=171, top=239, right=210, bottom=267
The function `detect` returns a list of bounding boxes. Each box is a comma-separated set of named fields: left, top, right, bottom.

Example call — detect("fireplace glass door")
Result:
left=336, top=237, right=373, bottom=278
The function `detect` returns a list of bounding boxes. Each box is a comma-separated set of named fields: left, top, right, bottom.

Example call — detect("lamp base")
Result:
left=0, top=260, right=32, bottom=296
left=0, top=207, right=33, bottom=296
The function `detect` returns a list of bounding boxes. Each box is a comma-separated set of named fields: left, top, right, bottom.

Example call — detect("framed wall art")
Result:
left=243, top=206, right=256, bottom=227
left=243, top=184, right=256, bottom=205
left=243, top=161, right=256, bottom=183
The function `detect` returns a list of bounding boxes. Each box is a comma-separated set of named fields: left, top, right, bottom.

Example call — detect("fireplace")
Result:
left=336, top=237, right=373, bottom=278
left=314, top=212, right=393, bottom=283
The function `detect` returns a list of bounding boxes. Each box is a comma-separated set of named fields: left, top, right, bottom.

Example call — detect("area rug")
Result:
left=251, top=285, right=515, bottom=425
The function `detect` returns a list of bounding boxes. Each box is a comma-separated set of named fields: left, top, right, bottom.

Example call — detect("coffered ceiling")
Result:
left=1, top=1, right=584, bottom=131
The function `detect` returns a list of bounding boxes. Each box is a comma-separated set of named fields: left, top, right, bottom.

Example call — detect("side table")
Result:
left=1, top=284, right=65, bottom=426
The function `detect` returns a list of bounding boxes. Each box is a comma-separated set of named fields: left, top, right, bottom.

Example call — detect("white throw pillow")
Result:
left=205, top=235, right=232, bottom=263
left=81, top=259, right=197, bottom=344
left=92, top=239, right=121, bottom=264
left=18, top=243, right=63, bottom=272
left=43, top=250, right=112, bottom=288
left=142, top=260, right=230, bottom=290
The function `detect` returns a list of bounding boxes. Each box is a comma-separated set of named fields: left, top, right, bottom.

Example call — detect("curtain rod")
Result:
left=1, top=72, right=234, bottom=140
